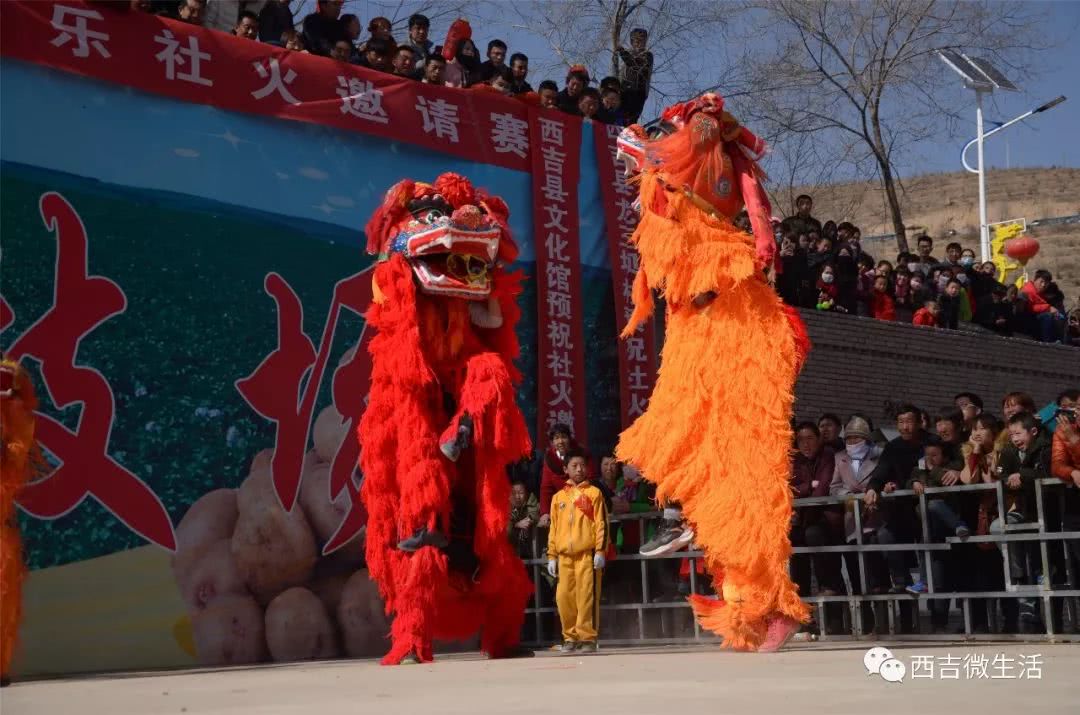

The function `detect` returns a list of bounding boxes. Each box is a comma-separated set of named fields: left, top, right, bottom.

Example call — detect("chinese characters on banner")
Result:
left=529, top=110, right=587, bottom=443
left=908, top=653, right=1042, bottom=680
left=0, top=192, right=177, bottom=551
left=235, top=270, right=373, bottom=554
left=593, top=123, right=657, bottom=429
left=0, top=1, right=531, bottom=172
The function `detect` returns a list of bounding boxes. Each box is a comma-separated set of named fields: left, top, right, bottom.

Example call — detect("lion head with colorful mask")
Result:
left=364, top=173, right=517, bottom=301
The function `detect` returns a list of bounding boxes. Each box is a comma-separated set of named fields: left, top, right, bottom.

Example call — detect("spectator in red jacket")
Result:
left=870, top=274, right=896, bottom=321
left=537, top=423, right=576, bottom=527
left=912, top=298, right=940, bottom=327
left=1022, top=269, right=1066, bottom=342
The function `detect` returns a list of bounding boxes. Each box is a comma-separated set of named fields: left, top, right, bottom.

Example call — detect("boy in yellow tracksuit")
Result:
left=546, top=447, right=608, bottom=652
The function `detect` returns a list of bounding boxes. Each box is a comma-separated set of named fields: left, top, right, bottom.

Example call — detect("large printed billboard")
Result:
left=0, top=2, right=645, bottom=676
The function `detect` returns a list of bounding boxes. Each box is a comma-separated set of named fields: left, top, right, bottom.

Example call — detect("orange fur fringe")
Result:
left=1, top=361, right=43, bottom=678
left=615, top=173, right=809, bottom=650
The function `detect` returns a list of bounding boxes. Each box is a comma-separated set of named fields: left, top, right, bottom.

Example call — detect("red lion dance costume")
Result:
left=615, top=94, right=811, bottom=651
left=1, top=357, right=44, bottom=684
left=359, top=173, right=533, bottom=665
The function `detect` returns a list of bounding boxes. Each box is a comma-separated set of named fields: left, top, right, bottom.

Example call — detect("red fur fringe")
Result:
left=1, top=363, right=41, bottom=678
left=359, top=256, right=532, bottom=664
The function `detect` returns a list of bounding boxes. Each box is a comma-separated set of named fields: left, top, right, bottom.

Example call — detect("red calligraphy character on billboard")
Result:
left=236, top=268, right=372, bottom=552
left=2, top=192, right=176, bottom=551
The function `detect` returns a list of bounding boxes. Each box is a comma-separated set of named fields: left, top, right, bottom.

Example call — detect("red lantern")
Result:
left=1004, top=235, right=1040, bottom=262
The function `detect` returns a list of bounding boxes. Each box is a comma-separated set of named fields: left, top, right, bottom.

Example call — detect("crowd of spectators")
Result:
left=511, top=391, right=1080, bottom=637
left=773, top=194, right=1075, bottom=344
left=137, top=0, right=652, bottom=126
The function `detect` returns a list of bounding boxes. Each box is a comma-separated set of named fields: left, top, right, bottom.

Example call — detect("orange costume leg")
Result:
left=615, top=174, right=809, bottom=651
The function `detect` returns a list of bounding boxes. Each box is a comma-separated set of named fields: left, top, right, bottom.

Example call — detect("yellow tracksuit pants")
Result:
left=556, top=552, right=602, bottom=642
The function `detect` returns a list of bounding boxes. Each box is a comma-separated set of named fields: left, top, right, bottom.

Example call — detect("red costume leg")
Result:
left=0, top=522, right=25, bottom=680
left=382, top=547, right=447, bottom=665
left=446, top=351, right=532, bottom=657
left=361, top=361, right=454, bottom=665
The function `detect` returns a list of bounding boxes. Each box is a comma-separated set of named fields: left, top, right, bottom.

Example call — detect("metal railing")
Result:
left=520, top=478, right=1080, bottom=645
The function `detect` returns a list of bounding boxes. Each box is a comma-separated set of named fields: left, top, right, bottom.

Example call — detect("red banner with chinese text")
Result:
left=0, top=1, right=533, bottom=172
left=593, top=123, right=657, bottom=428
left=529, top=109, right=587, bottom=444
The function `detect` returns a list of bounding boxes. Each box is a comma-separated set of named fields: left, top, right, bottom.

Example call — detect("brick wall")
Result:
left=795, top=309, right=1080, bottom=426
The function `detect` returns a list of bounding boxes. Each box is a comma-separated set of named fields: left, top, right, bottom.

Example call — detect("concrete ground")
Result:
left=3, top=642, right=1077, bottom=715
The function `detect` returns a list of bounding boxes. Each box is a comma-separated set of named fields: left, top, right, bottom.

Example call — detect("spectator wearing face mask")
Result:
left=815, top=264, right=845, bottom=313
left=898, top=252, right=921, bottom=281
left=909, top=272, right=931, bottom=309
left=827, top=416, right=887, bottom=618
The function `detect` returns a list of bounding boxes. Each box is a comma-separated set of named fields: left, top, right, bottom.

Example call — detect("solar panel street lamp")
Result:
left=961, top=96, right=1067, bottom=175
left=937, top=50, right=1021, bottom=263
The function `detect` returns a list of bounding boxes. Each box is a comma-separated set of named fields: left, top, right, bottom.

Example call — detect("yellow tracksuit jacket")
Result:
left=547, top=480, right=608, bottom=642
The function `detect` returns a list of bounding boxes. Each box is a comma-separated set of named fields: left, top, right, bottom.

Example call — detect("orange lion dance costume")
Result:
left=1, top=357, right=44, bottom=683
left=614, top=94, right=811, bottom=651
left=359, top=173, right=533, bottom=665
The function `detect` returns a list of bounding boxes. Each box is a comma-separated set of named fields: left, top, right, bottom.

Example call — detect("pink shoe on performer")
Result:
left=757, top=614, right=801, bottom=652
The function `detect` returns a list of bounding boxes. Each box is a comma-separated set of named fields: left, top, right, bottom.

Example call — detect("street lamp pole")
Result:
left=976, top=89, right=989, bottom=263
left=958, top=94, right=1067, bottom=261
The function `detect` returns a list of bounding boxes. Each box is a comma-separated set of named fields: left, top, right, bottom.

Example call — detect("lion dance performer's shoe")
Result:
left=614, top=95, right=812, bottom=651
left=439, top=412, right=474, bottom=463
left=757, top=614, right=802, bottom=652
left=638, top=518, right=694, bottom=557
left=396, top=527, right=450, bottom=553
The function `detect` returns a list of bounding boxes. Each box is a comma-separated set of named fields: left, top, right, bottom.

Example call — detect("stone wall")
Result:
left=795, top=309, right=1079, bottom=425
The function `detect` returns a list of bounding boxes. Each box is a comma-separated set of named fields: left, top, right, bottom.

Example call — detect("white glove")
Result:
left=593, top=553, right=606, bottom=570
left=547, top=560, right=557, bottom=578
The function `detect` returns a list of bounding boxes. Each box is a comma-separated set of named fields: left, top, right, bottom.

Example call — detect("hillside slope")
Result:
left=787, top=167, right=1080, bottom=305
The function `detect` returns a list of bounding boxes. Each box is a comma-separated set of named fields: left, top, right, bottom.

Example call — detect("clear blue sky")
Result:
left=296, top=0, right=1079, bottom=174
left=935, top=1, right=1080, bottom=174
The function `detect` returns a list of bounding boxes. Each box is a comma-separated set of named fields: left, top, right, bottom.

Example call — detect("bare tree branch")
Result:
left=740, top=0, right=1048, bottom=251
